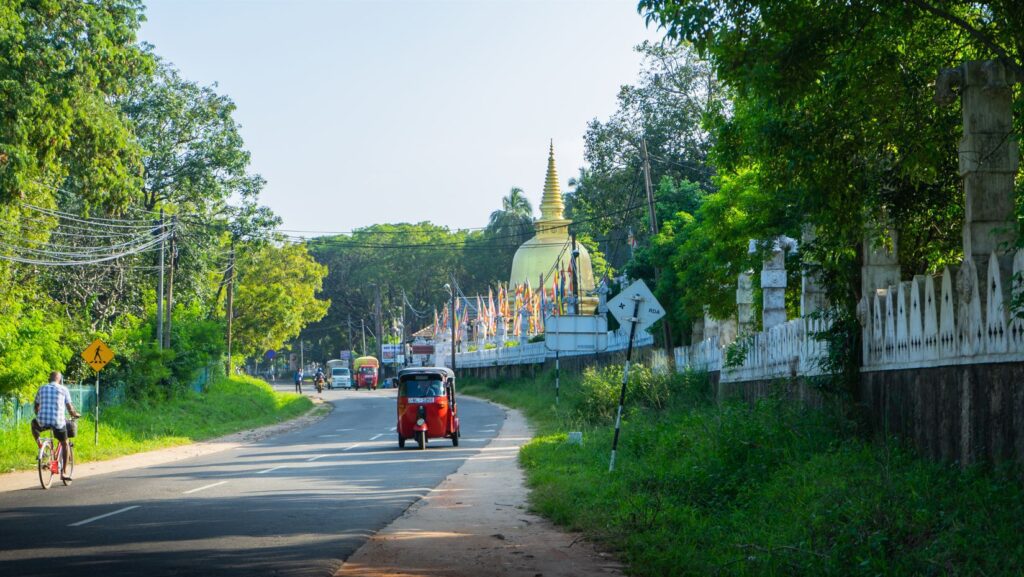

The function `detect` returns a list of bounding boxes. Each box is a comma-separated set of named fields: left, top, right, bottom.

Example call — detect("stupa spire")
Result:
left=539, top=139, right=565, bottom=221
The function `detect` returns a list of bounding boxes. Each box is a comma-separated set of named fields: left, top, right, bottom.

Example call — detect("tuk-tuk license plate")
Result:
left=406, top=397, right=436, bottom=404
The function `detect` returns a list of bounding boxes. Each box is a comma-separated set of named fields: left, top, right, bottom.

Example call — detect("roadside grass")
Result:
left=0, top=375, right=314, bottom=473
left=461, top=368, right=1024, bottom=576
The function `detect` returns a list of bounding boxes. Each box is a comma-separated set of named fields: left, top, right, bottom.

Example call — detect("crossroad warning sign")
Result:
left=82, top=339, right=114, bottom=372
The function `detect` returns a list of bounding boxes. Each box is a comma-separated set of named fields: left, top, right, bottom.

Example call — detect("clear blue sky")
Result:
left=139, top=0, right=662, bottom=234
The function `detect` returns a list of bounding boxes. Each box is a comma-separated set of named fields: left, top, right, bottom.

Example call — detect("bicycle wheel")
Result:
left=62, top=443, right=74, bottom=486
left=38, top=442, right=54, bottom=490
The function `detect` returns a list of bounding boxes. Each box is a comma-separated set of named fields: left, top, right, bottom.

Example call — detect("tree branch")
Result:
left=905, top=0, right=1024, bottom=80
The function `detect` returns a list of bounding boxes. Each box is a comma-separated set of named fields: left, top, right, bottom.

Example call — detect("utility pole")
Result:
left=375, top=285, right=383, bottom=365
left=225, top=243, right=235, bottom=375
left=361, top=318, right=366, bottom=354
left=570, top=232, right=580, bottom=313
left=156, top=208, right=165, bottom=348
left=450, top=276, right=456, bottom=375
left=640, top=138, right=675, bottom=368
left=347, top=313, right=353, bottom=353
left=300, top=339, right=304, bottom=371
left=164, top=215, right=177, bottom=349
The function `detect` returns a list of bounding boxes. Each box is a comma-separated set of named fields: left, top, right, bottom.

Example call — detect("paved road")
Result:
left=0, top=387, right=504, bottom=577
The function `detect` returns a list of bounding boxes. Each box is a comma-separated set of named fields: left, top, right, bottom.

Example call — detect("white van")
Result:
left=330, top=367, right=352, bottom=389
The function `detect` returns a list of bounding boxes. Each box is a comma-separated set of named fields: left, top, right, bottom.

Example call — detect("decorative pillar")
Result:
left=737, top=271, right=754, bottom=335
left=937, top=60, right=1020, bottom=307
left=800, top=224, right=828, bottom=317
left=757, top=236, right=797, bottom=331
left=861, top=224, right=901, bottom=301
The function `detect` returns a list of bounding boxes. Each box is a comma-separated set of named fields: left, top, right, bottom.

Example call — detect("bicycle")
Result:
left=37, top=417, right=76, bottom=490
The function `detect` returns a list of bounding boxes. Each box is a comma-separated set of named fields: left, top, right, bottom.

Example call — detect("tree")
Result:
left=232, top=243, right=330, bottom=358
left=565, top=41, right=727, bottom=271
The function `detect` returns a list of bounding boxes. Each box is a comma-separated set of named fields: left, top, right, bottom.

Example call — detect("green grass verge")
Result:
left=0, top=375, right=314, bottom=473
left=461, top=368, right=1024, bottom=576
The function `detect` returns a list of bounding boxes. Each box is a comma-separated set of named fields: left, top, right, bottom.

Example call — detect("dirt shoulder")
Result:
left=335, top=403, right=625, bottom=577
left=0, top=401, right=331, bottom=493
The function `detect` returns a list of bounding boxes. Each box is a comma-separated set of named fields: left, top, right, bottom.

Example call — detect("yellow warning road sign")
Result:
left=82, top=339, right=114, bottom=372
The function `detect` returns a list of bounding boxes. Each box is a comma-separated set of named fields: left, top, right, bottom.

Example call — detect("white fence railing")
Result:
left=861, top=250, right=1024, bottom=371
left=448, top=328, right=655, bottom=369
left=718, top=317, right=831, bottom=383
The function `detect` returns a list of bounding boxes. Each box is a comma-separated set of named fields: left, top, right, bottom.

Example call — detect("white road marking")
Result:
left=318, top=434, right=340, bottom=438
left=255, top=465, right=286, bottom=475
left=335, top=428, right=353, bottom=432
left=342, top=444, right=361, bottom=452
left=389, top=426, right=397, bottom=432
left=68, top=506, right=140, bottom=527
left=182, top=481, right=228, bottom=495
left=307, top=454, right=327, bottom=462
left=485, top=423, right=498, bottom=427
left=479, top=429, right=496, bottom=433
left=370, top=433, right=383, bottom=441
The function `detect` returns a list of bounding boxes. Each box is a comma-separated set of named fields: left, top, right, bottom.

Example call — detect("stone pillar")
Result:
left=937, top=60, right=1020, bottom=305
left=800, top=225, right=828, bottom=317
left=861, top=226, right=901, bottom=301
left=737, top=271, right=754, bottom=335
left=759, top=237, right=794, bottom=331
left=702, top=306, right=720, bottom=342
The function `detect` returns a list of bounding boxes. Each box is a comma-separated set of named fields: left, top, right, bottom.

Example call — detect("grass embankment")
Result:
left=461, top=367, right=1024, bottom=576
left=0, top=375, right=314, bottom=473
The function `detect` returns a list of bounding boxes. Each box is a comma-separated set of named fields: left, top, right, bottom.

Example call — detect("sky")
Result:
left=139, top=0, right=663, bottom=234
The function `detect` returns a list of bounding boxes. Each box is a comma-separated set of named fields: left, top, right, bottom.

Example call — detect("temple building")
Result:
left=508, top=142, right=597, bottom=314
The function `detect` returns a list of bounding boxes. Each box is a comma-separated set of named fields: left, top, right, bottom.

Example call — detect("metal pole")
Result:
left=609, top=295, right=642, bottom=472
left=555, top=350, right=560, bottom=405
left=570, top=233, right=580, bottom=308
left=164, top=215, right=177, bottom=349
left=156, top=209, right=165, bottom=348
left=450, top=277, right=457, bottom=375
left=361, top=318, right=366, bottom=354
left=94, top=373, right=99, bottom=445
left=640, top=138, right=676, bottom=369
left=225, top=243, right=234, bottom=375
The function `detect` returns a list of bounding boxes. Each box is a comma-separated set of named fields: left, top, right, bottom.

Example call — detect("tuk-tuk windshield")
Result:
left=400, top=375, right=445, bottom=397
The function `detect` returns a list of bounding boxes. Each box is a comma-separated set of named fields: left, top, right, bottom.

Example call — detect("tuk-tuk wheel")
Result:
left=398, top=435, right=406, bottom=449
left=452, top=432, right=459, bottom=447
left=416, top=431, right=426, bottom=450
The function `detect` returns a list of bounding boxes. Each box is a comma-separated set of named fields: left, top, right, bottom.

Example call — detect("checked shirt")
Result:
left=34, top=382, right=72, bottom=428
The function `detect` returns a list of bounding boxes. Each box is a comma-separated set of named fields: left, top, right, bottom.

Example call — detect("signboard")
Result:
left=339, top=350, right=352, bottom=362
left=544, top=315, right=608, bottom=352
left=82, top=339, right=114, bottom=372
left=264, top=350, right=276, bottom=360
left=382, top=344, right=404, bottom=364
left=607, top=279, right=665, bottom=332
left=411, top=344, right=435, bottom=355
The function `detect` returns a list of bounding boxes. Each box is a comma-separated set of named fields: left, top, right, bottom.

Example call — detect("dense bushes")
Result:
left=462, top=369, right=1024, bottom=576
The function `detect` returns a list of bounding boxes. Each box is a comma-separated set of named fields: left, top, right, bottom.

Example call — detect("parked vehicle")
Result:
left=325, top=359, right=351, bottom=389
left=354, top=356, right=379, bottom=390
left=396, top=367, right=460, bottom=450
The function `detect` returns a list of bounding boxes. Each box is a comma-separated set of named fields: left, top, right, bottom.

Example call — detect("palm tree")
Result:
left=487, top=187, right=534, bottom=244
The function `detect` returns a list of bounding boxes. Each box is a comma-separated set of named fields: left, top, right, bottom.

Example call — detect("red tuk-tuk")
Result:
left=396, top=367, right=460, bottom=450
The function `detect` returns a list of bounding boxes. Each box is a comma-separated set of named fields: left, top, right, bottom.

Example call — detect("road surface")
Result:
left=0, top=387, right=504, bottom=577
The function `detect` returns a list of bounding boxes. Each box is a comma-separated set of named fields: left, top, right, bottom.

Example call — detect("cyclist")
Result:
left=31, top=371, right=80, bottom=481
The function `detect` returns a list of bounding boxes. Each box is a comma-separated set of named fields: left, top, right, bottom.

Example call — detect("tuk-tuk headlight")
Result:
left=416, top=418, right=426, bottom=426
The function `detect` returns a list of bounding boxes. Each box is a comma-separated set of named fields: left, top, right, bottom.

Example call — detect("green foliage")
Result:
left=574, top=364, right=674, bottom=424
left=233, top=242, right=330, bottom=358
left=566, top=41, right=726, bottom=272
left=464, top=370, right=1024, bottom=577
left=0, top=291, right=72, bottom=399
left=0, top=374, right=313, bottom=473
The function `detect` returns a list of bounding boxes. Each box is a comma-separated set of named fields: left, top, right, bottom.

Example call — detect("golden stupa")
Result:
left=508, top=142, right=596, bottom=314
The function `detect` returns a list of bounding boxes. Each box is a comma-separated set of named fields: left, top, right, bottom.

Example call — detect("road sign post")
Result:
left=81, top=339, right=115, bottom=444
left=605, top=280, right=664, bottom=472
